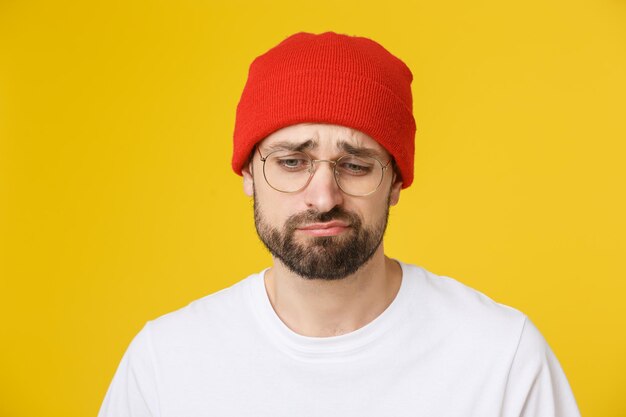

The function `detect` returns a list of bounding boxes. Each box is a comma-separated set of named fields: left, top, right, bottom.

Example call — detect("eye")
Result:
left=271, top=152, right=311, bottom=172
left=337, top=156, right=375, bottom=176
left=280, top=158, right=305, bottom=168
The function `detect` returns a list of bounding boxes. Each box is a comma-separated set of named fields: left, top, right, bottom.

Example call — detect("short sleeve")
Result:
left=501, top=317, right=581, bottom=417
left=98, top=323, right=161, bottom=417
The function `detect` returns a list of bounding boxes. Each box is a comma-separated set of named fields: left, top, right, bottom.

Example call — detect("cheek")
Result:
left=255, top=189, right=298, bottom=226
left=363, top=201, right=388, bottom=222
left=357, top=190, right=392, bottom=225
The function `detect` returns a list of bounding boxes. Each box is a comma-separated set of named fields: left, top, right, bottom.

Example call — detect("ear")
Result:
left=242, top=161, right=254, bottom=197
left=388, top=173, right=402, bottom=206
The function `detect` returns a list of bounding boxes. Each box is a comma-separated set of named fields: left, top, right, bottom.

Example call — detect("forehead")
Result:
left=259, top=123, right=390, bottom=157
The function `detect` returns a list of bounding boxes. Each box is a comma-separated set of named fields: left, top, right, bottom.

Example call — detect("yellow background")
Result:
left=1, top=0, right=625, bottom=416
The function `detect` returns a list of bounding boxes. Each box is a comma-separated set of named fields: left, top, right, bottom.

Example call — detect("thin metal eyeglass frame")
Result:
left=256, top=147, right=392, bottom=197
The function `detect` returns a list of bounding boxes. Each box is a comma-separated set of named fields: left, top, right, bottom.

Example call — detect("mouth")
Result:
left=297, top=221, right=351, bottom=237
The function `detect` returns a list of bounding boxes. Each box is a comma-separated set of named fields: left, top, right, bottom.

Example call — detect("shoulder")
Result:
left=142, top=272, right=261, bottom=345
left=403, top=262, right=525, bottom=321
left=400, top=262, right=581, bottom=416
left=401, top=262, right=528, bottom=346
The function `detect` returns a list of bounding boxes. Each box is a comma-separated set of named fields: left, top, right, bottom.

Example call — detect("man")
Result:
left=99, top=32, right=580, bottom=416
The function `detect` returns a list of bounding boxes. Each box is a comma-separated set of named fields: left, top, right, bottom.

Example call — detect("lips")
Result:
left=298, top=221, right=349, bottom=230
left=297, top=221, right=350, bottom=237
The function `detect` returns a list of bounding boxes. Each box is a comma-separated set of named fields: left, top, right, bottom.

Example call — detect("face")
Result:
left=242, top=123, right=402, bottom=280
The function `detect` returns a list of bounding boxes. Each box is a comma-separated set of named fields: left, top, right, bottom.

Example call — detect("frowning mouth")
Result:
left=297, top=221, right=351, bottom=237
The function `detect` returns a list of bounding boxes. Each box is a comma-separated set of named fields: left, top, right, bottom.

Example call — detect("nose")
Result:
left=303, top=161, right=344, bottom=213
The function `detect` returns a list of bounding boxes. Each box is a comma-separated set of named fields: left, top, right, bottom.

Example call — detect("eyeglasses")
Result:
left=257, top=148, right=393, bottom=197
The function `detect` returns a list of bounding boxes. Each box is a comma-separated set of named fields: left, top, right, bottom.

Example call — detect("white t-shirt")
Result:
left=99, top=262, right=581, bottom=417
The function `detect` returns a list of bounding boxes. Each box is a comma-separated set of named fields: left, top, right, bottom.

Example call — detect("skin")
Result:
left=242, top=123, right=404, bottom=338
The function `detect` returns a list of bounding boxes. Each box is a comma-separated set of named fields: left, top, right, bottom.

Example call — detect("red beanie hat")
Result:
left=232, top=31, right=416, bottom=188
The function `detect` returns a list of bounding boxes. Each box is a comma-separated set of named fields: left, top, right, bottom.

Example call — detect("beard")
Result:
left=253, top=196, right=390, bottom=280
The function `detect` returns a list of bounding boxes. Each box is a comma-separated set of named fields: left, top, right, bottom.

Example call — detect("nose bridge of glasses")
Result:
left=310, top=159, right=337, bottom=174
left=312, top=158, right=336, bottom=166
left=306, top=159, right=341, bottom=194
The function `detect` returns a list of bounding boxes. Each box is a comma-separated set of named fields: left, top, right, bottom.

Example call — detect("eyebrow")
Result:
left=336, top=140, right=385, bottom=159
left=265, top=139, right=317, bottom=152
left=264, top=138, right=385, bottom=159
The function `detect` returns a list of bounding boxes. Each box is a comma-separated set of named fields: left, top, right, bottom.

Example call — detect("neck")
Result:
left=263, top=246, right=402, bottom=337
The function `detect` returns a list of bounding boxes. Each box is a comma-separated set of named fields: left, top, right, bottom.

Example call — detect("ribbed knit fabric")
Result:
left=232, top=32, right=416, bottom=188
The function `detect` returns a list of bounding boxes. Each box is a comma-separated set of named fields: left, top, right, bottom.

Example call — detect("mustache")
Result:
left=284, top=207, right=361, bottom=231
